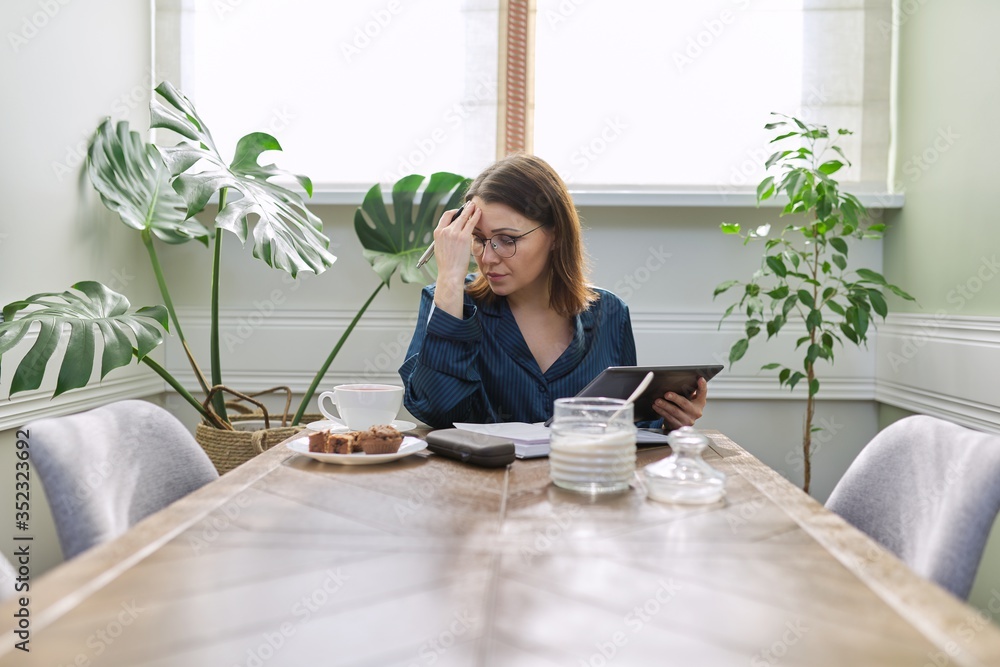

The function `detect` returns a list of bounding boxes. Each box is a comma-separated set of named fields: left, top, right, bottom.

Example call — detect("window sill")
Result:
left=301, top=184, right=904, bottom=209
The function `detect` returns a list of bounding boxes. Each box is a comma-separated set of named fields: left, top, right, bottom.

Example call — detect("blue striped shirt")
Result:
left=399, top=282, right=658, bottom=428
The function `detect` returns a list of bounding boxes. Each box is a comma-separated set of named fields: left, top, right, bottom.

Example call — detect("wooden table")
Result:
left=3, top=431, right=1000, bottom=666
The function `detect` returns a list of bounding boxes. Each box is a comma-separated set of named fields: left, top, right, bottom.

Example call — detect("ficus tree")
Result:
left=714, top=114, right=914, bottom=494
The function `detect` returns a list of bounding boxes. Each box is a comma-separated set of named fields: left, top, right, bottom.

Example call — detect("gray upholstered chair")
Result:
left=27, top=400, right=218, bottom=560
left=826, top=414, right=1000, bottom=599
left=0, top=552, right=16, bottom=601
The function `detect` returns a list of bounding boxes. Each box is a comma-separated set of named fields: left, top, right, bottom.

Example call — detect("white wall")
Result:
left=0, top=0, right=158, bottom=574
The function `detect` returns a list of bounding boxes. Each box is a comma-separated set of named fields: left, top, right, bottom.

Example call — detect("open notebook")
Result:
left=453, top=422, right=670, bottom=459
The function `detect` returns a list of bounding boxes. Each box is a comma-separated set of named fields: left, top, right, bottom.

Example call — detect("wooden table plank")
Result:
left=1, top=430, right=998, bottom=666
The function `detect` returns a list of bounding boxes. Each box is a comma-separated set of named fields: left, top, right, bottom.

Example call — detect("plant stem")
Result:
left=210, top=188, right=229, bottom=424
left=802, top=228, right=821, bottom=495
left=138, top=352, right=228, bottom=429
left=292, top=281, right=386, bottom=425
left=141, top=229, right=210, bottom=395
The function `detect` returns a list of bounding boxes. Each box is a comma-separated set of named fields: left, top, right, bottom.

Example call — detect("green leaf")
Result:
left=150, top=81, right=335, bottom=277
left=766, top=315, right=785, bottom=339
left=765, top=255, right=787, bottom=277
left=87, top=119, right=209, bottom=246
left=887, top=284, right=917, bottom=301
left=757, top=176, right=776, bottom=202
left=832, top=254, right=847, bottom=271
left=840, top=322, right=859, bottom=344
left=806, top=343, right=822, bottom=365
left=779, top=368, right=791, bottom=384
left=830, top=236, right=849, bottom=256
left=719, top=303, right=737, bottom=324
left=729, top=338, right=749, bottom=365
left=0, top=282, right=166, bottom=397
left=761, top=362, right=781, bottom=370
left=782, top=294, right=799, bottom=317
left=809, top=378, right=820, bottom=396
left=788, top=371, right=805, bottom=391
left=767, top=285, right=789, bottom=300
left=853, top=304, right=870, bottom=337
left=827, top=300, right=845, bottom=316
left=797, top=289, right=815, bottom=309
left=856, top=268, right=888, bottom=285
left=818, top=160, right=843, bottom=175
left=806, top=309, right=822, bottom=332
left=721, top=222, right=741, bottom=234
left=868, top=289, right=888, bottom=318
left=714, top=280, right=740, bottom=298
left=355, top=172, right=471, bottom=285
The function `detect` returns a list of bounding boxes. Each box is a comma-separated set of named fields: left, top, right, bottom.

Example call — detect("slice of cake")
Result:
left=308, top=430, right=332, bottom=453
left=308, top=430, right=358, bottom=454
left=356, top=425, right=403, bottom=455
left=329, top=432, right=358, bottom=455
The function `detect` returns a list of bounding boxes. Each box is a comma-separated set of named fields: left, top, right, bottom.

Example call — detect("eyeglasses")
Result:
left=471, top=225, right=545, bottom=258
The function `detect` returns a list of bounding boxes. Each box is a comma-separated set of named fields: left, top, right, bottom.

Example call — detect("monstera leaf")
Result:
left=87, top=118, right=210, bottom=245
left=354, top=172, right=470, bottom=285
left=149, top=81, right=335, bottom=277
left=0, top=282, right=167, bottom=397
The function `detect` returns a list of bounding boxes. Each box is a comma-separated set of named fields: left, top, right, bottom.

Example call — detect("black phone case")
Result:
left=425, top=429, right=515, bottom=468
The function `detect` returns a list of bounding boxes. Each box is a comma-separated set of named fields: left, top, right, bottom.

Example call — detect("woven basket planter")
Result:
left=193, top=385, right=320, bottom=475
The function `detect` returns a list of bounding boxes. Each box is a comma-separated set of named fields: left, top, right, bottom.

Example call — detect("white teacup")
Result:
left=318, top=384, right=403, bottom=430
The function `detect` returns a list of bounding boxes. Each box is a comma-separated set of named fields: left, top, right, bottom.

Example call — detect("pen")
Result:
left=415, top=204, right=465, bottom=268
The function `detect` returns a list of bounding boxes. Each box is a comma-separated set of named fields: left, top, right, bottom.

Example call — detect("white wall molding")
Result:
left=876, top=312, right=1000, bottom=433
left=166, top=307, right=876, bottom=400
left=0, top=375, right=165, bottom=432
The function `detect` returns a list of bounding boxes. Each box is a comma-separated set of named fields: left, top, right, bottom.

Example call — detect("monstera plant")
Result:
left=0, top=80, right=468, bottom=432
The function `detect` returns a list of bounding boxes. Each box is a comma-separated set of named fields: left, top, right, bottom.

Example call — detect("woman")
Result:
left=398, top=154, right=707, bottom=429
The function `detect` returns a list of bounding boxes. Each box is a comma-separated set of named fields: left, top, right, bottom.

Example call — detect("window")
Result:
left=156, top=0, right=893, bottom=194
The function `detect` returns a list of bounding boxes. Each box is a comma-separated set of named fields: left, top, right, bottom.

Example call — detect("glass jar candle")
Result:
left=642, top=427, right=726, bottom=504
left=549, top=397, right=637, bottom=494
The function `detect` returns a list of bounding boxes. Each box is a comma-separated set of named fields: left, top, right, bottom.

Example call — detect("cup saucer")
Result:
left=306, top=418, right=418, bottom=433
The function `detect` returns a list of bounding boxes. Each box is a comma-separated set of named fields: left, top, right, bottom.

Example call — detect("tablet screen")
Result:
left=575, top=364, right=723, bottom=422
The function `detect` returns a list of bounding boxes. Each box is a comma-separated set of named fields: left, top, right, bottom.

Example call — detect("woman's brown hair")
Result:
left=465, top=154, right=597, bottom=317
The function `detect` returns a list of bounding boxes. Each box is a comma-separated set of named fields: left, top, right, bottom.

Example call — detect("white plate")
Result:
left=306, top=418, right=417, bottom=433
left=286, top=435, right=427, bottom=465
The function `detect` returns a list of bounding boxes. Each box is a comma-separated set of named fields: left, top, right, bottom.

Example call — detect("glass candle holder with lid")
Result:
left=548, top=397, right=637, bottom=495
left=643, top=426, right=726, bottom=504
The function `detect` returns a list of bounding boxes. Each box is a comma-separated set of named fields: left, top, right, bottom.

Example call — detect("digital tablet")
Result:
left=574, top=364, right=724, bottom=422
